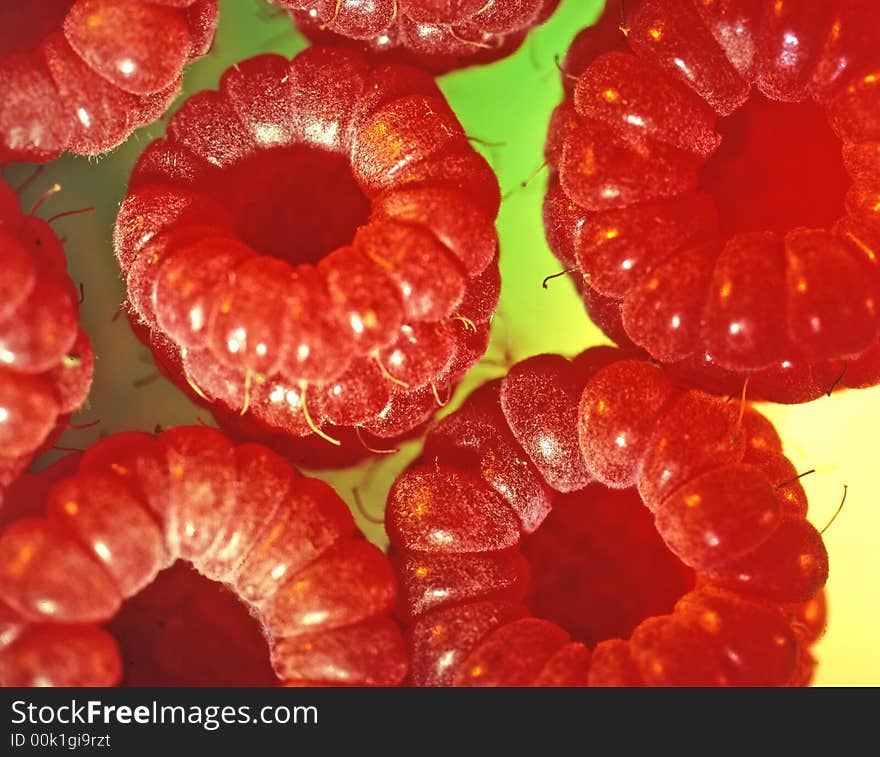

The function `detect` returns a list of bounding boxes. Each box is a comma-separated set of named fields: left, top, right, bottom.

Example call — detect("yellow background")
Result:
left=7, top=0, right=878, bottom=686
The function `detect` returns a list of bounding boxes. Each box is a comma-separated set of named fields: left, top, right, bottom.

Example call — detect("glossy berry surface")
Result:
left=544, top=0, right=880, bottom=403
left=0, top=426, right=407, bottom=686
left=271, top=0, right=560, bottom=72
left=0, top=0, right=218, bottom=163
left=115, top=46, right=501, bottom=463
left=0, top=178, right=93, bottom=506
left=2, top=0, right=865, bottom=687
left=387, top=347, right=827, bottom=685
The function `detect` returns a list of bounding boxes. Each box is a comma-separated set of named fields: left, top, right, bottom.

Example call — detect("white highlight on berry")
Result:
left=305, top=120, right=339, bottom=148
left=271, top=564, right=287, bottom=580
left=0, top=406, right=8, bottom=423
left=673, top=57, right=693, bottom=80
left=76, top=108, right=91, bottom=128
left=94, top=541, right=112, bottom=561
left=254, top=124, right=286, bottom=145
left=538, top=435, right=558, bottom=458
left=781, top=32, right=800, bottom=67
left=0, top=348, right=14, bottom=365
left=437, top=650, right=456, bottom=673
left=189, top=306, right=205, bottom=332
left=35, top=599, right=58, bottom=615
left=416, top=23, right=442, bottom=40
left=119, top=58, right=136, bottom=76
left=227, top=328, right=247, bottom=354
left=301, top=610, right=330, bottom=626
left=726, top=649, right=743, bottom=666
left=0, top=625, right=18, bottom=647
left=430, top=529, right=454, bottom=546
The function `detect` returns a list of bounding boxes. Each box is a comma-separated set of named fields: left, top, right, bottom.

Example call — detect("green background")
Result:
left=8, top=0, right=879, bottom=686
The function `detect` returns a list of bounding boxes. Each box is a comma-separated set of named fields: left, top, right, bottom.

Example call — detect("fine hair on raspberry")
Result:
left=386, top=346, right=828, bottom=685
left=115, top=46, right=502, bottom=462
left=0, top=426, right=407, bottom=686
left=0, top=0, right=219, bottom=162
left=544, top=0, right=880, bottom=403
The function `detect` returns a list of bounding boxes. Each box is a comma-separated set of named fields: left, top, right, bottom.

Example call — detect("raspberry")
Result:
left=544, top=0, right=880, bottom=403
left=0, top=426, right=407, bottom=686
left=271, top=0, right=560, bottom=72
left=0, top=0, right=218, bottom=163
left=386, top=347, right=827, bottom=685
left=0, top=179, right=93, bottom=506
left=115, top=47, right=501, bottom=463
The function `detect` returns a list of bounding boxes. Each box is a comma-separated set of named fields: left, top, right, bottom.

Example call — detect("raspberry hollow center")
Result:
left=700, top=96, right=849, bottom=236
left=228, top=146, right=372, bottom=268
left=520, top=487, right=695, bottom=648
left=107, top=562, right=276, bottom=686
left=0, top=0, right=75, bottom=58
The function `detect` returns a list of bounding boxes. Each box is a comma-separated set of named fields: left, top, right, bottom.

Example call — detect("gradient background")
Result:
left=6, top=0, right=878, bottom=686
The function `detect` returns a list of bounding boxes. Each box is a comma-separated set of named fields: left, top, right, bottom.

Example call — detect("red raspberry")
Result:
left=0, top=426, right=407, bottom=686
left=115, top=47, right=501, bottom=464
left=271, top=0, right=560, bottom=72
left=0, top=0, right=218, bottom=163
left=0, top=179, right=93, bottom=505
left=544, top=0, right=880, bottom=403
left=386, top=347, right=827, bottom=685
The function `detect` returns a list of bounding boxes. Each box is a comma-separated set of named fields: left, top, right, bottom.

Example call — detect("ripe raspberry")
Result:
left=386, top=347, right=827, bottom=685
left=114, top=47, right=501, bottom=463
left=271, top=0, right=560, bottom=72
left=0, top=0, right=218, bottom=163
left=0, top=426, right=407, bottom=686
left=0, top=179, right=93, bottom=505
left=544, top=0, right=880, bottom=403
